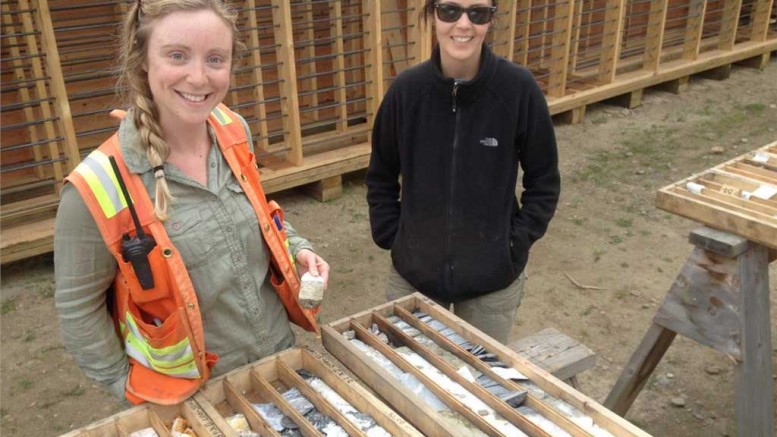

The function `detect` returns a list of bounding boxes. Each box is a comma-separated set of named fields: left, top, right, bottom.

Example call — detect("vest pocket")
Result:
left=117, top=245, right=172, bottom=307
left=122, top=301, right=200, bottom=379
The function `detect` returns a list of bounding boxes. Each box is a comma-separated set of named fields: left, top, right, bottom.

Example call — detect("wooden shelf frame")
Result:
left=2, top=0, right=776, bottom=263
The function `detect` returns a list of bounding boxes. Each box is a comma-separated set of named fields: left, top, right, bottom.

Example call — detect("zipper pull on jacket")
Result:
left=452, top=82, right=459, bottom=113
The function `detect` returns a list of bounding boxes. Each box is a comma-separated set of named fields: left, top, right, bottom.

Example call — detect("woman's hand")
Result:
left=295, top=249, right=330, bottom=287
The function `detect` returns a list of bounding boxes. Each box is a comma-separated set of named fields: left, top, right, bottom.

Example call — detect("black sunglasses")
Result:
left=434, top=3, right=497, bottom=25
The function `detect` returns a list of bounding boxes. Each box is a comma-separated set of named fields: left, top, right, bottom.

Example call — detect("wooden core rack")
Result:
left=2, top=0, right=777, bottom=263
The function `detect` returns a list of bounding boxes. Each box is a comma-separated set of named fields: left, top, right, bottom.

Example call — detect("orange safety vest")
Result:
left=65, top=104, right=319, bottom=405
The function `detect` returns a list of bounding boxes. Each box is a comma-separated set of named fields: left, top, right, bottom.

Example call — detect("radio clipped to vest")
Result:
left=108, top=156, right=157, bottom=290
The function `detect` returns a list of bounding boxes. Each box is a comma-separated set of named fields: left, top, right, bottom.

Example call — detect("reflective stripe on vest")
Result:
left=121, top=314, right=200, bottom=379
left=71, top=150, right=128, bottom=219
left=211, top=106, right=233, bottom=126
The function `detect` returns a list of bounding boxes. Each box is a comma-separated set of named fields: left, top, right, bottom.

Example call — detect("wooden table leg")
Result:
left=734, top=244, right=773, bottom=436
left=604, top=323, right=677, bottom=416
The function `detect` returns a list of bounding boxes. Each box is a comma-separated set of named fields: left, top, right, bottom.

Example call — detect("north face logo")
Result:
left=479, top=137, right=498, bottom=147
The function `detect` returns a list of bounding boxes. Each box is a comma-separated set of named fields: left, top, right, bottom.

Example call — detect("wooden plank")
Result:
left=734, top=243, right=774, bottom=436
left=320, top=324, right=463, bottom=437
left=33, top=0, right=80, bottom=174
left=300, top=175, right=343, bottom=202
left=491, top=0, right=518, bottom=59
left=598, top=0, right=626, bottom=83
left=603, top=324, right=677, bottom=415
left=275, top=359, right=367, bottom=437
left=749, top=0, right=775, bottom=42
left=556, top=105, right=586, bottom=124
left=735, top=52, right=771, bottom=69
left=245, top=0, right=270, bottom=152
left=653, top=248, right=743, bottom=358
left=411, top=297, right=653, bottom=437
left=391, top=306, right=591, bottom=437
left=272, top=0, right=304, bottom=166
left=718, top=0, right=743, bottom=50
left=568, top=0, right=584, bottom=74
left=508, top=328, right=596, bottom=382
left=547, top=38, right=777, bottom=114
left=515, top=0, right=532, bottom=66
left=250, top=370, right=323, bottom=437
left=325, top=294, right=650, bottom=436
left=1, top=4, right=45, bottom=179
left=610, top=89, right=643, bottom=109
left=547, top=0, right=575, bottom=97
left=382, top=0, right=409, bottom=74
left=300, top=0, right=319, bottom=122
left=363, top=0, right=384, bottom=126
left=657, top=188, right=777, bottom=249
left=331, top=0, right=348, bottom=132
left=682, top=0, right=707, bottom=60
left=222, top=379, right=281, bottom=436
left=372, top=312, right=553, bottom=437
left=349, top=320, right=504, bottom=436
left=295, top=348, right=424, bottom=437
left=643, top=0, right=669, bottom=71
left=260, top=142, right=370, bottom=192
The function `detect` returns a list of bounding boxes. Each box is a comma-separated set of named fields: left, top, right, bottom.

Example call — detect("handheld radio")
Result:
left=108, top=156, right=157, bottom=290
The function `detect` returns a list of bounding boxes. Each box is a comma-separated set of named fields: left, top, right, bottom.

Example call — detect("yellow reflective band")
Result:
left=72, top=150, right=128, bottom=218
left=211, top=106, right=232, bottom=126
left=284, top=238, right=296, bottom=273
left=121, top=315, right=200, bottom=379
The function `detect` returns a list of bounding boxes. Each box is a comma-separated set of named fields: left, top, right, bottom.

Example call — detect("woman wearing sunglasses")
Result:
left=366, top=0, right=560, bottom=344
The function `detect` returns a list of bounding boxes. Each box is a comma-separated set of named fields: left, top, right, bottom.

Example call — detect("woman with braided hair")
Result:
left=54, top=0, right=329, bottom=404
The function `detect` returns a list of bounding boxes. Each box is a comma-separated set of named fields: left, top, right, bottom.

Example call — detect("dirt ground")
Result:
left=2, top=58, right=776, bottom=437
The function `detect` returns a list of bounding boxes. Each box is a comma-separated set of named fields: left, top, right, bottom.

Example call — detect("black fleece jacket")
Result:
left=366, top=44, right=560, bottom=303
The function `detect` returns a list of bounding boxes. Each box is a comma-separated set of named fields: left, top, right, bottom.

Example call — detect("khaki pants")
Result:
left=385, top=266, right=526, bottom=344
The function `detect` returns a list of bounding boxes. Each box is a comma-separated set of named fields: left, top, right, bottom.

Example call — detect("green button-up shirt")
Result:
left=54, top=113, right=309, bottom=399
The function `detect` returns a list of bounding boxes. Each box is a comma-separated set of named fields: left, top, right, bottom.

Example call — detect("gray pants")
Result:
left=385, top=266, right=526, bottom=344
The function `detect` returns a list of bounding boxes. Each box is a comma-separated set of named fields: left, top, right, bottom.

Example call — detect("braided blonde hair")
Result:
left=118, top=0, right=241, bottom=220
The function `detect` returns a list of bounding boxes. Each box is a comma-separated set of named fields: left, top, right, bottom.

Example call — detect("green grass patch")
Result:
left=573, top=124, right=680, bottom=186
left=18, top=379, right=34, bottom=390
left=614, top=218, right=633, bottom=228
left=1, top=298, right=17, bottom=315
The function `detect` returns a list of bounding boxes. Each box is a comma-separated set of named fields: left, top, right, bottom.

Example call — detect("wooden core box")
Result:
left=194, top=347, right=422, bottom=436
left=656, top=141, right=777, bottom=250
left=59, top=400, right=225, bottom=437
left=322, top=292, right=652, bottom=437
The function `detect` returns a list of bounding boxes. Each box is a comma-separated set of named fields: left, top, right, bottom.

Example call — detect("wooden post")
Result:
left=301, top=0, right=320, bottom=122
left=1, top=4, right=46, bottom=179
left=749, top=0, right=775, bottom=42
left=598, top=0, right=626, bottom=84
left=717, top=0, right=743, bottom=50
left=363, top=0, right=384, bottom=127
left=546, top=0, right=575, bottom=97
left=491, top=0, right=518, bottom=60
left=246, top=0, right=270, bottom=152
left=643, top=0, right=668, bottom=72
left=382, top=0, right=409, bottom=75
left=33, top=0, right=80, bottom=175
left=332, top=0, right=349, bottom=132
left=682, top=0, right=707, bottom=61
left=515, top=0, right=532, bottom=66
left=272, top=0, right=304, bottom=165
left=604, top=324, right=677, bottom=415
left=733, top=242, right=773, bottom=436
left=568, top=0, right=584, bottom=75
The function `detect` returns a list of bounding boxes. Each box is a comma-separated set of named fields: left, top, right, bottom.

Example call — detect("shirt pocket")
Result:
left=165, top=209, right=214, bottom=270
left=225, top=181, right=261, bottom=234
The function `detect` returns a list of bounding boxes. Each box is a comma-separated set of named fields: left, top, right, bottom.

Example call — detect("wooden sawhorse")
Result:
left=604, top=227, right=774, bottom=436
